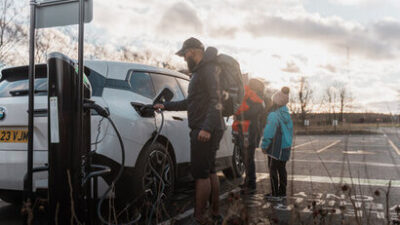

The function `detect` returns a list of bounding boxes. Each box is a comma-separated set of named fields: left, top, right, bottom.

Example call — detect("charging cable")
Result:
left=84, top=101, right=141, bottom=225
left=84, top=101, right=168, bottom=225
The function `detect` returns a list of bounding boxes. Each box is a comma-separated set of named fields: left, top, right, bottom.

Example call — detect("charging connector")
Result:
left=84, top=99, right=110, bottom=118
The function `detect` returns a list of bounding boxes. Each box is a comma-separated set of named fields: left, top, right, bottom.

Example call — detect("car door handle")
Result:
left=172, top=116, right=184, bottom=121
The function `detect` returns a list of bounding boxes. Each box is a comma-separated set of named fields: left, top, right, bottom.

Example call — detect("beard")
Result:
left=186, top=57, right=197, bottom=73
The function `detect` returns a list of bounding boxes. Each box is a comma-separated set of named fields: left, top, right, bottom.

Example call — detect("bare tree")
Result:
left=297, top=76, right=313, bottom=123
left=288, top=77, right=314, bottom=123
left=339, top=86, right=353, bottom=122
left=0, top=0, right=26, bottom=65
left=116, top=46, right=143, bottom=62
left=287, top=92, right=298, bottom=119
left=325, top=86, right=336, bottom=123
left=34, top=29, right=77, bottom=63
left=35, top=30, right=51, bottom=63
left=325, top=83, right=353, bottom=123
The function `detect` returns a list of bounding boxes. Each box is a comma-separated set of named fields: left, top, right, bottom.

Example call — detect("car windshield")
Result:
left=0, top=78, right=47, bottom=97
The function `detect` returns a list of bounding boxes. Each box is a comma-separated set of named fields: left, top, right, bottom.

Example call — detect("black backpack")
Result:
left=216, top=54, right=245, bottom=117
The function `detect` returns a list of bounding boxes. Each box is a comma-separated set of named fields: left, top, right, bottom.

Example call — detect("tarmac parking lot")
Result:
left=1, top=128, right=400, bottom=225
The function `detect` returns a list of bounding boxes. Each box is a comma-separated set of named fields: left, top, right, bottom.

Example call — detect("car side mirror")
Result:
left=153, top=87, right=174, bottom=105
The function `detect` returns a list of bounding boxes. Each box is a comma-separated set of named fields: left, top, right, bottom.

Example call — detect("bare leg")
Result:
left=209, top=173, right=220, bottom=215
left=194, top=178, right=211, bottom=222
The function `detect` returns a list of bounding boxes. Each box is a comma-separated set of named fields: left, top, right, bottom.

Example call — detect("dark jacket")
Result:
left=164, top=47, right=225, bottom=132
left=233, top=86, right=265, bottom=148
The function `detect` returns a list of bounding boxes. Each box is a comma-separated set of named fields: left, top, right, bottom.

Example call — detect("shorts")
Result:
left=190, top=129, right=224, bottom=179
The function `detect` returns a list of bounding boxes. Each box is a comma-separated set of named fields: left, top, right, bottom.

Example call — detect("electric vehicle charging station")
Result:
left=23, top=1, right=177, bottom=224
left=47, top=52, right=93, bottom=224
left=25, top=0, right=94, bottom=224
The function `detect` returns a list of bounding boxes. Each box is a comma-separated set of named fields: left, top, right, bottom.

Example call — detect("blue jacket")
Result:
left=261, top=106, right=293, bottom=161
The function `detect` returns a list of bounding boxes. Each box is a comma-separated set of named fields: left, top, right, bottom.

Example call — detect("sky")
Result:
left=25, top=0, right=400, bottom=113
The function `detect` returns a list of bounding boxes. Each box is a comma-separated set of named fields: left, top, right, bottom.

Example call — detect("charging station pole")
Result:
left=25, top=0, right=36, bottom=201
left=25, top=0, right=93, bottom=224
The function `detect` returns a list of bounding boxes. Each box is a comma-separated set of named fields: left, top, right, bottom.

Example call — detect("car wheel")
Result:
left=223, top=144, right=245, bottom=179
left=133, top=142, right=175, bottom=208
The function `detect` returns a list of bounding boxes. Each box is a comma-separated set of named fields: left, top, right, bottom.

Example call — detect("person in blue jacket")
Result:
left=261, top=87, right=293, bottom=200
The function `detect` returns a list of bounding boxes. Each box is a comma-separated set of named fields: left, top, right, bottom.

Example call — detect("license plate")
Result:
left=0, top=129, right=28, bottom=143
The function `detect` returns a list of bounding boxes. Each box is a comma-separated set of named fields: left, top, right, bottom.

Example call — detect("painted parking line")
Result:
left=288, top=159, right=400, bottom=168
left=294, top=140, right=341, bottom=154
left=255, top=172, right=400, bottom=188
left=316, top=140, right=341, bottom=153
left=342, top=150, right=375, bottom=155
left=343, top=144, right=389, bottom=148
left=255, top=141, right=318, bottom=157
left=292, top=140, right=317, bottom=149
left=387, top=138, right=400, bottom=155
left=255, top=141, right=317, bottom=155
left=158, top=188, right=241, bottom=225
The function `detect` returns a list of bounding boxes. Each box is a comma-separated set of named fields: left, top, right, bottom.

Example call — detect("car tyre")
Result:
left=133, top=142, right=175, bottom=209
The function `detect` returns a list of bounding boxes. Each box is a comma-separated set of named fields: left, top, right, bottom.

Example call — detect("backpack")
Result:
left=216, top=54, right=244, bottom=117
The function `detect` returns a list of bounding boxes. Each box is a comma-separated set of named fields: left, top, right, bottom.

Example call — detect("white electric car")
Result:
left=0, top=60, right=244, bottom=203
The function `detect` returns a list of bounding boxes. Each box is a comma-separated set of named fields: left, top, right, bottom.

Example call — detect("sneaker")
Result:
left=264, top=193, right=282, bottom=201
left=278, top=194, right=287, bottom=199
left=278, top=195, right=287, bottom=204
left=212, top=214, right=224, bottom=225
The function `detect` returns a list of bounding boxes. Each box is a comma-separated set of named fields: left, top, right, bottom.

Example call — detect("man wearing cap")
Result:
left=154, top=37, right=224, bottom=224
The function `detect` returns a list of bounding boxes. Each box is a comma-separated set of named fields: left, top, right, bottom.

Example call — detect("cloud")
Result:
left=272, top=54, right=281, bottom=59
left=157, top=2, right=203, bottom=36
left=292, top=54, right=308, bottom=64
left=327, top=0, right=377, bottom=6
left=372, top=19, right=400, bottom=43
left=245, top=15, right=400, bottom=60
left=209, top=27, right=238, bottom=38
left=319, top=64, right=337, bottom=73
left=282, top=61, right=301, bottom=73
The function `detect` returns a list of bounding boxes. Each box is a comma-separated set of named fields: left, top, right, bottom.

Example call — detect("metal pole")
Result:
left=25, top=0, right=36, bottom=200
left=78, top=0, right=84, bottom=138
left=77, top=0, right=84, bottom=175
left=77, top=0, right=87, bottom=223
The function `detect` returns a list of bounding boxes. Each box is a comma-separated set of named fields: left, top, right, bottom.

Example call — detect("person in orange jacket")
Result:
left=232, top=78, right=265, bottom=193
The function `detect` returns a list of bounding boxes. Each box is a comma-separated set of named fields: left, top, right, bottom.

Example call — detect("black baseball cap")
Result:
left=176, top=37, right=204, bottom=56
